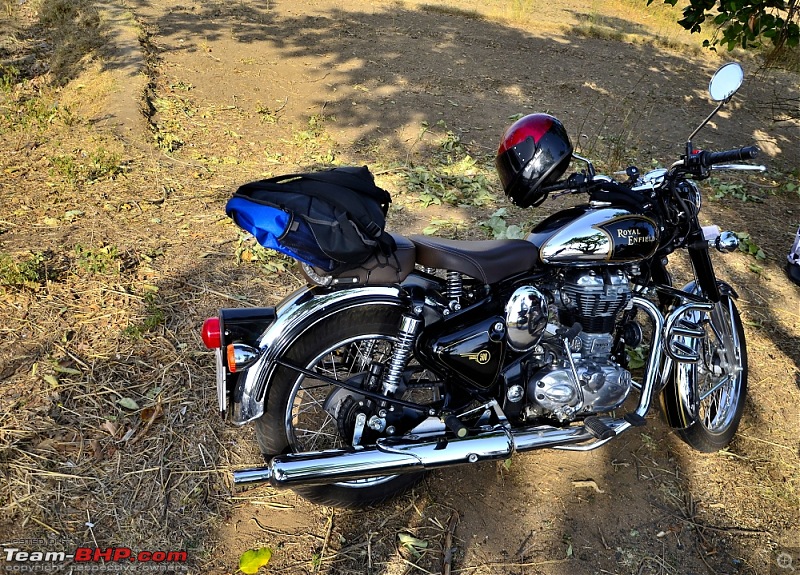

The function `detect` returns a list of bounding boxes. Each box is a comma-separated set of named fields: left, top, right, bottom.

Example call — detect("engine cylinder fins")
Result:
left=559, top=268, right=632, bottom=333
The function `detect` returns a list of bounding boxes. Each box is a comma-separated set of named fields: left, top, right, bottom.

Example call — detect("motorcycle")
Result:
left=201, top=63, right=764, bottom=508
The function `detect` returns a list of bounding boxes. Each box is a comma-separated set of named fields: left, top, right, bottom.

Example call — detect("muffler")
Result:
left=233, top=420, right=617, bottom=488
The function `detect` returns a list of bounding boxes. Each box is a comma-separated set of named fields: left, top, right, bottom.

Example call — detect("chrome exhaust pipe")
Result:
left=233, top=420, right=610, bottom=488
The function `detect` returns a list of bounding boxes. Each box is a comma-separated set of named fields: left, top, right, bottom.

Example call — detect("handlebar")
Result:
left=699, top=145, right=759, bottom=167
left=541, top=173, right=648, bottom=209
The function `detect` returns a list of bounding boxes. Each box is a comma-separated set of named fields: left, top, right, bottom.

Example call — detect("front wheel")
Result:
left=675, top=295, right=748, bottom=452
left=255, top=306, right=427, bottom=508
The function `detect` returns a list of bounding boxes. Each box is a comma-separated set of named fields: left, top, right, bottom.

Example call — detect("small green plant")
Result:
left=708, top=178, right=761, bottom=202
left=735, top=232, right=766, bottom=274
left=479, top=208, right=525, bottom=239
left=626, top=345, right=649, bottom=370
left=255, top=100, right=284, bottom=124
left=0, top=252, right=54, bottom=288
left=422, top=218, right=462, bottom=238
left=153, top=124, right=184, bottom=152
left=735, top=232, right=766, bottom=260
left=0, top=65, right=19, bottom=92
left=74, top=243, right=119, bottom=274
left=397, top=533, right=428, bottom=559
left=51, top=148, right=124, bottom=184
left=234, top=233, right=293, bottom=273
left=123, top=293, right=165, bottom=339
left=405, top=158, right=495, bottom=208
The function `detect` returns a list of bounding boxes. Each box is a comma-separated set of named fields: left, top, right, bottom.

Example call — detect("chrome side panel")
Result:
left=233, top=286, right=406, bottom=425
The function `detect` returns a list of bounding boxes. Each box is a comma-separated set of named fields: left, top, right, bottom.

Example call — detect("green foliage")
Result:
left=234, top=233, right=293, bottom=274
left=405, top=157, right=495, bottom=208
left=707, top=178, right=762, bottom=202
left=123, top=292, right=165, bottom=339
left=0, top=252, right=55, bottom=288
left=627, top=345, right=649, bottom=370
left=479, top=208, right=525, bottom=239
left=0, top=65, right=19, bottom=92
left=74, top=244, right=120, bottom=274
left=422, top=218, right=462, bottom=237
left=397, top=533, right=428, bottom=559
left=649, top=0, right=799, bottom=53
left=735, top=232, right=766, bottom=260
left=50, top=149, right=124, bottom=185
left=402, top=121, right=497, bottom=208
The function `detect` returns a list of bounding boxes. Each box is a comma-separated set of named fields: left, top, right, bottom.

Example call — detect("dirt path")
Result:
left=1, top=0, right=798, bottom=574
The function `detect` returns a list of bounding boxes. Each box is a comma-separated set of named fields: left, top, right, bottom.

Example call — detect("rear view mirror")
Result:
left=709, top=63, right=744, bottom=102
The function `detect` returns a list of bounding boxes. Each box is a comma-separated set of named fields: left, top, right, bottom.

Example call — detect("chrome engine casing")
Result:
left=527, top=358, right=632, bottom=421
left=505, top=285, right=548, bottom=352
left=522, top=267, right=635, bottom=422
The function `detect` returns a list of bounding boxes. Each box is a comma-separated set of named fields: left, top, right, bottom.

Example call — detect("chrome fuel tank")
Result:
left=527, top=207, right=659, bottom=265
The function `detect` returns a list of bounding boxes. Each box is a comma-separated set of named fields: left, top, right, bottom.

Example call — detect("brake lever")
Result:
left=710, top=164, right=767, bottom=172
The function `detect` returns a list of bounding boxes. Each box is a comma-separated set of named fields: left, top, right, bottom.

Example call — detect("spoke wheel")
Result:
left=677, top=296, right=748, bottom=452
left=255, top=307, right=429, bottom=507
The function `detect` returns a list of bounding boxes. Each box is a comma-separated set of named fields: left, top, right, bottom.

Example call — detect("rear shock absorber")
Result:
left=446, top=270, right=462, bottom=312
left=382, top=314, right=422, bottom=396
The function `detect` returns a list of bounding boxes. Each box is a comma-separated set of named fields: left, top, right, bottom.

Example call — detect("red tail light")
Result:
left=201, top=317, right=222, bottom=349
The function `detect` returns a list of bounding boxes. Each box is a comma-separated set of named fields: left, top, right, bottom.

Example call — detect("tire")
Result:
left=255, top=306, right=426, bottom=508
left=675, top=295, right=748, bottom=452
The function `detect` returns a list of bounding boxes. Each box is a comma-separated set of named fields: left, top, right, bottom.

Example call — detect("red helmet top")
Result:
left=495, top=113, right=573, bottom=208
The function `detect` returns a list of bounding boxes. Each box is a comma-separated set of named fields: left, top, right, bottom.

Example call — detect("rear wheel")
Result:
left=675, top=296, right=748, bottom=452
left=255, top=307, right=428, bottom=508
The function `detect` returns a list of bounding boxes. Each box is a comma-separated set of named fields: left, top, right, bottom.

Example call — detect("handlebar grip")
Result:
left=700, top=146, right=759, bottom=167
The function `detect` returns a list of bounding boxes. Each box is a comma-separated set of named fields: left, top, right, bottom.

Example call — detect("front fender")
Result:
left=659, top=279, right=738, bottom=429
left=232, top=285, right=407, bottom=425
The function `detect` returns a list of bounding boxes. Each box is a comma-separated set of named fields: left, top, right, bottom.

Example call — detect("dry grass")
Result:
left=1, top=1, right=798, bottom=574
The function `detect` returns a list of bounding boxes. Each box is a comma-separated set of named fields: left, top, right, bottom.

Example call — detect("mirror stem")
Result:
left=687, top=100, right=726, bottom=142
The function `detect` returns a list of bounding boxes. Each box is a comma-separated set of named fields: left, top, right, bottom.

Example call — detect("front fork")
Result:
left=687, top=228, right=722, bottom=302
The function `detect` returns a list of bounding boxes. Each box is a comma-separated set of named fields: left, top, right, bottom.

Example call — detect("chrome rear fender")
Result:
left=232, top=285, right=407, bottom=425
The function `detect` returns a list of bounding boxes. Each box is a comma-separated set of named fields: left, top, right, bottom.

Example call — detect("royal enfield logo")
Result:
left=459, top=350, right=491, bottom=364
left=616, top=228, right=656, bottom=245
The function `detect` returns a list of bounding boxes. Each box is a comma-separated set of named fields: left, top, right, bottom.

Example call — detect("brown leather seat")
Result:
left=410, top=235, right=539, bottom=284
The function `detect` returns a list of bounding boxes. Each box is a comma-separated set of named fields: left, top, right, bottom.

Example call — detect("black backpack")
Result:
left=226, top=166, right=396, bottom=273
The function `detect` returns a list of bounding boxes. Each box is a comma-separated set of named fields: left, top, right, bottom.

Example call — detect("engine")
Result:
left=505, top=268, right=634, bottom=422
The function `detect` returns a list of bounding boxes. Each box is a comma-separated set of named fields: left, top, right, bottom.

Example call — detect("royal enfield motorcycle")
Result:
left=202, top=63, right=763, bottom=507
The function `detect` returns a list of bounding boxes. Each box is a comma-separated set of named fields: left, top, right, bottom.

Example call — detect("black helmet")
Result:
left=495, top=113, right=573, bottom=208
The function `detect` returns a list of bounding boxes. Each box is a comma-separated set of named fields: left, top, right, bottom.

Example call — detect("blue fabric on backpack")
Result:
left=226, top=167, right=395, bottom=274
left=226, top=196, right=336, bottom=270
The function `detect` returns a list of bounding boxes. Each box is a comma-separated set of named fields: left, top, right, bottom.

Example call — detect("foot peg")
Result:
left=583, top=416, right=616, bottom=440
left=444, top=414, right=468, bottom=438
left=624, top=412, right=647, bottom=427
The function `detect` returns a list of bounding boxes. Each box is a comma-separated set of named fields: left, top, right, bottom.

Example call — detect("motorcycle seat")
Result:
left=409, top=235, right=539, bottom=284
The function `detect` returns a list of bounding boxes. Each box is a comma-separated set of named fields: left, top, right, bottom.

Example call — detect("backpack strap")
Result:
left=299, top=167, right=392, bottom=213
left=253, top=167, right=391, bottom=214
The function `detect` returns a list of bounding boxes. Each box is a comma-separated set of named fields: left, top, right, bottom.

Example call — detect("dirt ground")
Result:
left=1, top=1, right=799, bottom=574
